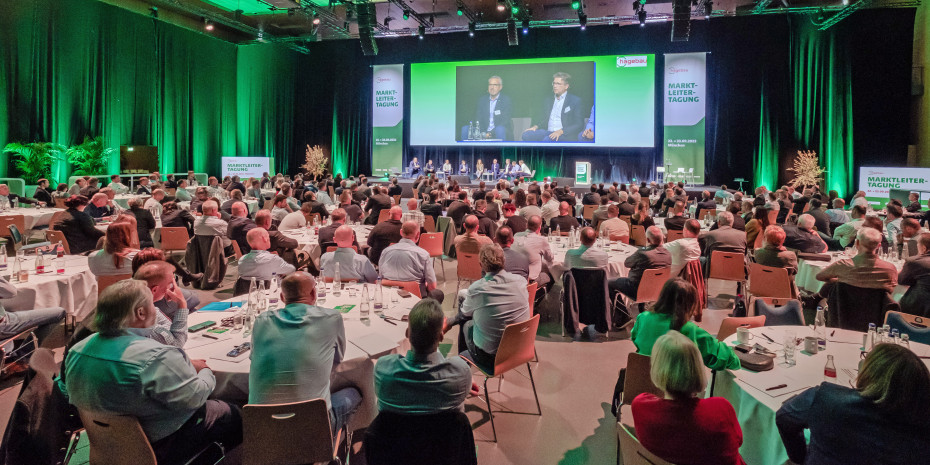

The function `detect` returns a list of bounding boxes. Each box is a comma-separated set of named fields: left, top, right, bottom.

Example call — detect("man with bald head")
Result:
left=194, top=200, right=231, bottom=249
left=453, top=214, right=493, bottom=253
left=496, top=226, right=529, bottom=280
left=319, top=208, right=358, bottom=249
left=86, top=192, right=114, bottom=219
left=320, top=225, right=378, bottom=283
left=379, top=221, right=444, bottom=302
left=249, top=271, right=361, bottom=434
left=609, top=226, right=671, bottom=319
left=401, top=198, right=425, bottom=227
left=227, top=201, right=257, bottom=253
left=816, top=227, right=898, bottom=294
left=238, top=228, right=296, bottom=281
left=144, top=189, right=166, bottom=213
left=549, top=201, right=580, bottom=233
left=783, top=213, right=828, bottom=253
left=598, top=204, right=630, bottom=241
left=564, top=226, right=609, bottom=269
left=367, top=206, right=404, bottom=264
left=699, top=211, right=746, bottom=266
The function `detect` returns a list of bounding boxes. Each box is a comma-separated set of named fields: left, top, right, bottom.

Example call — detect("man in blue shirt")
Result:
left=238, top=228, right=296, bottom=281
left=375, top=299, right=476, bottom=414
left=320, top=225, right=378, bottom=283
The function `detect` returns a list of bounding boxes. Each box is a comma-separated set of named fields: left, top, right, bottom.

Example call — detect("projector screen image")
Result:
left=410, top=55, right=655, bottom=147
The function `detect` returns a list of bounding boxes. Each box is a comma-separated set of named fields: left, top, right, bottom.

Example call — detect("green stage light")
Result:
left=403, top=11, right=409, bottom=20
left=457, top=7, right=463, bottom=15
left=511, top=5, right=520, bottom=14
left=571, top=1, right=580, bottom=10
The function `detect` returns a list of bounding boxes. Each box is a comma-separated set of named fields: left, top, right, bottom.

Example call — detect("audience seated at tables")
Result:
left=227, top=202, right=257, bottom=253
left=61, top=280, right=242, bottom=464
left=744, top=206, right=771, bottom=248
left=816, top=227, right=898, bottom=299
left=32, top=178, right=53, bottom=205
left=420, top=191, right=443, bottom=224
left=106, top=175, right=129, bottom=195
left=894, top=232, right=930, bottom=317
left=631, top=279, right=740, bottom=371
left=144, top=189, right=165, bottom=214
left=884, top=202, right=904, bottom=244
left=776, top=343, right=930, bottom=465
left=270, top=194, right=291, bottom=222
left=582, top=184, right=601, bottom=206
left=85, top=193, right=114, bottom=219
left=446, top=192, right=472, bottom=232
left=549, top=201, right=580, bottom=234
left=194, top=200, right=232, bottom=251
left=401, top=198, right=425, bottom=227
left=807, top=198, right=832, bottom=235
left=565, top=227, right=609, bottom=270
left=0, top=183, right=37, bottom=208
left=454, top=215, right=493, bottom=253
left=321, top=225, right=378, bottom=283
left=136, top=177, right=152, bottom=195
left=445, top=244, right=529, bottom=370
left=598, top=205, right=630, bottom=241
left=470, top=200, right=496, bottom=237
left=514, top=215, right=555, bottom=294
left=189, top=187, right=209, bottom=213
left=632, top=331, right=747, bottom=465
left=696, top=190, right=717, bottom=214
left=375, top=298, right=476, bottom=414
left=502, top=203, right=527, bottom=234
left=496, top=227, right=529, bottom=281
left=379, top=221, right=444, bottom=302
left=709, top=202, right=745, bottom=231
left=833, top=205, right=866, bottom=248
left=58, top=195, right=106, bottom=254
left=226, top=175, right=246, bottom=194
left=219, top=189, right=243, bottom=215
left=339, top=191, right=364, bottom=223
left=131, top=261, right=194, bottom=348
left=238, top=228, right=296, bottom=281
left=699, top=211, right=747, bottom=267
left=364, top=186, right=392, bottom=225
left=132, top=248, right=200, bottom=310
left=278, top=201, right=313, bottom=231
left=664, top=201, right=688, bottom=231
left=898, top=218, right=921, bottom=257
left=825, top=198, right=850, bottom=225
left=631, top=200, right=655, bottom=229
left=368, top=206, right=404, bottom=265
left=782, top=214, right=828, bottom=253
left=755, top=225, right=799, bottom=275
left=174, top=180, right=192, bottom=201
left=609, top=226, right=671, bottom=315
left=160, top=200, right=195, bottom=237
left=665, top=219, right=703, bottom=278
left=0, top=275, right=65, bottom=374
left=128, top=196, right=156, bottom=248
left=540, top=192, right=560, bottom=225
left=249, top=271, right=361, bottom=433
left=88, top=222, right=139, bottom=276
left=319, top=208, right=357, bottom=248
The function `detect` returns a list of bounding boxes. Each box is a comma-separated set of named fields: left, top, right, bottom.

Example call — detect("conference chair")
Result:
left=582, top=205, right=597, bottom=224
left=707, top=250, right=747, bottom=295
left=753, top=298, right=804, bottom=326
left=418, top=232, right=445, bottom=280
left=48, top=210, right=65, bottom=231
left=76, top=409, right=224, bottom=465
left=561, top=268, right=611, bottom=338
left=45, top=230, right=70, bottom=255
left=697, top=209, right=717, bottom=223
left=0, top=216, right=27, bottom=246
left=391, top=195, right=401, bottom=206
left=613, top=267, right=671, bottom=327
left=617, top=423, right=673, bottom=465
left=0, top=326, right=38, bottom=377
left=717, top=315, right=766, bottom=341
left=364, top=410, right=477, bottom=465
left=666, top=229, right=684, bottom=242
left=232, top=241, right=244, bottom=260
left=615, top=352, right=663, bottom=423
left=97, top=274, right=131, bottom=297
left=381, top=279, right=422, bottom=298
left=159, top=227, right=190, bottom=258
left=748, top=263, right=794, bottom=300
left=423, top=215, right=436, bottom=233
left=377, top=209, right=391, bottom=224
left=325, top=245, right=359, bottom=253
left=884, top=311, right=930, bottom=345
left=242, top=399, right=345, bottom=465
left=686, top=167, right=695, bottom=187
left=455, top=251, right=482, bottom=305
left=461, top=314, right=541, bottom=443
left=630, top=225, right=647, bottom=247
left=54, top=198, right=67, bottom=209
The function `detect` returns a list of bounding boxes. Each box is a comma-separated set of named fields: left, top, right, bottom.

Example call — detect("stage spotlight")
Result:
left=403, top=10, right=409, bottom=20
left=571, top=0, right=581, bottom=9
left=497, top=1, right=506, bottom=12
left=704, top=1, right=712, bottom=18
left=468, top=21, right=476, bottom=36
left=418, top=25, right=426, bottom=39
left=312, top=12, right=321, bottom=25
left=638, top=9, right=647, bottom=26
left=457, top=5, right=464, bottom=15
left=578, top=12, right=587, bottom=29
left=522, top=19, right=530, bottom=34
left=511, top=5, right=520, bottom=14
left=203, top=17, right=214, bottom=31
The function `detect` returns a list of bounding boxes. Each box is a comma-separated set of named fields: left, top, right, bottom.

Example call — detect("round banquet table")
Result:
left=279, top=224, right=373, bottom=262
left=714, top=325, right=930, bottom=465
left=95, top=219, right=163, bottom=247
left=1, top=207, right=61, bottom=230
left=0, top=255, right=98, bottom=321
left=176, top=199, right=260, bottom=215
left=794, top=252, right=908, bottom=301
left=113, top=194, right=150, bottom=210
left=548, top=240, right=637, bottom=281
left=653, top=217, right=712, bottom=234
left=183, top=285, right=416, bottom=429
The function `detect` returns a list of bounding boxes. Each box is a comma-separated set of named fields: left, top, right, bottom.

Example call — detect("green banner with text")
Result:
left=663, top=53, right=706, bottom=185
left=372, top=64, right=405, bottom=178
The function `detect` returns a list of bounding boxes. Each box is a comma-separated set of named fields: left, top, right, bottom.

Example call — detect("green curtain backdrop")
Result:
left=0, top=0, right=298, bottom=183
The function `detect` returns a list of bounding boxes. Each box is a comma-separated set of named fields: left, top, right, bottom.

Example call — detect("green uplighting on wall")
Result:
left=202, top=0, right=330, bottom=14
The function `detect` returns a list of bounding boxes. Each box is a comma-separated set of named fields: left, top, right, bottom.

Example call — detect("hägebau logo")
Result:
left=616, top=56, right=648, bottom=67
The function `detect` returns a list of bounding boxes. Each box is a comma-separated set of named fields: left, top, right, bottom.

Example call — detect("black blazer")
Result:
left=129, top=207, right=156, bottom=247
left=33, top=188, right=52, bottom=205
left=161, top=209, right=195, bottom=236
left=533, top=92, right=585, bottom=139
left=58, top=209, right=105, bottom=254
left=473, top=94, right=513, bottom=139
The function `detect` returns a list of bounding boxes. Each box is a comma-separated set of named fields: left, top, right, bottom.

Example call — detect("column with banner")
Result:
left=372, top=64, right=404, bottom=178
left=663, top=53, right=707, bottom=185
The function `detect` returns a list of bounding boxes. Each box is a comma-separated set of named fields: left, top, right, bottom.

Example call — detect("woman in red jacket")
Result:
left=631, top=331, right=746, bottom=465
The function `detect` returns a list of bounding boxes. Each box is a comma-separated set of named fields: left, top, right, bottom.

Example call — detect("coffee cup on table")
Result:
left=736, top=327, right=754, bottom=345
left=803, top=336, right=819, bottom=354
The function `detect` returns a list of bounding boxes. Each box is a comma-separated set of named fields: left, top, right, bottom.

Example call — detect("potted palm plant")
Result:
left=2, top=141, right=65, bottom=184
left=67, top=136, right=114, bottom=177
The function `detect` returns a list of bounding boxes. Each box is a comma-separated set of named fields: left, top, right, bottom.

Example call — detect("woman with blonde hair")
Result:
left=632, top=331, right=746, bottom=465
left=88, top=222, right=140, bottom=276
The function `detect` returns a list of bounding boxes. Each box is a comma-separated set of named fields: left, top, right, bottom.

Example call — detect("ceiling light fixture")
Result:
left=638, top=9, right=647, bottom=26
left=418, top=25, right=426, bottom=39
left=578, top=12, right=587, bottom=29
left=522, top=19, right=530, bottom=34
left=469, top=21, right=476, bottom=36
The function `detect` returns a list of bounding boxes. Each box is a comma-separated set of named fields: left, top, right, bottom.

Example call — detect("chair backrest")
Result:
left=98, top=274, right=131, bottom=296
left=307, top=213, right=321, bottom=226
left=364, top=410, right=477, bottom=465
left=827, top=282, right=897, bottom=330
left=77, top=409, right=157, bottom=465
left=418, top=232, right=444, bottom=258
left=526, top=281, right=538, bottom=315
left=748, top=263, right=793, bottom=298
left=382, top=280, right=422, bottom=298
left=262, top=199, right=274, bottom=210
left=622, top=352, right=663, bottom=406
left=630, top=225, right=647, bottom=246
left=377, top=209, right=391, bottom=224
left=754, top=298, right=804, bottom=326
left=609, top=232, right=630, bottom=244
left=0, top=215, right=25, bottom=237
left=753, top=230, right=764, bottom=249
left=666, top=229, right=684, bottom=242
left=48, top=210, right=65, bottom=230
left=697, top=209, right=717, bottom=222
left=767, top=209, right=778, bottom=225
left=54, top=198, right=67, bottom=209
left=242, top=398, right=335, bottom=465
left=232, top=240, right=243, bottom=260
left=392, top=195, right=401, bottom=206
left=45, top=230, right=70, bottom=254
left=709, top=250, right=746, bottom=282
left=325, top=245, right=358, bottom=253
left=717, top=315, right=766, bottom=341
left=424, top=215, right=436, bottom=233
left=582, top=204, right=596, bottom=220
left=159, top=227, right=190, bottom=252
left=457, top=251, right=483, bottom=281
left=493, top=314, right=540, bottom=375
left=634, top=267, right=672, bottom=304
left=618, top=422, right=674, bottom=465
left=884, top=311, right=930, bottom=345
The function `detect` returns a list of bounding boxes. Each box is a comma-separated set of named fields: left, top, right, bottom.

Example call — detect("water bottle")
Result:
left=0, top=244, right=7, bottom=278
left=468, top=121, right=475, bottom=140
left=732, top=294, right=747, bottom=318
left=317, top=267, right=327, bottom=300
left=555, top=226, right=561, bottom=243
left=882, top=324, right=891, bottom=343
left=360, top=284, right=371, bottom=320
left=867, top=323, right=877, bottom=350
left=815, top=307, right=827, bottom=351
left=56, top=241, right=65, bottom=274
left=257, top=280, right=267, bottom=313
left=374, top=277, right=384, bottom=310
left=267, top=273, right=280, bottom=311
left=34, top=250, right=45, bottom=275
left=333, top=262, right=342, bottom=296
left=891, top=329, right=900, bottom=345
left=10, top=256, right=20, bottom=283
left=824, top=354, right=837, bottom=383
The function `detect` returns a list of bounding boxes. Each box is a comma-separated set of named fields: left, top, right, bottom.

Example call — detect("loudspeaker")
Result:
left=554, top=177, right=576, bottom=187
left=358, top=3, right=378, bottom=56
left=671, top=0, right=691, bottom=42
left=507, top=19, right=519, bottom=46
left=450, top=175, right=471, bottom=185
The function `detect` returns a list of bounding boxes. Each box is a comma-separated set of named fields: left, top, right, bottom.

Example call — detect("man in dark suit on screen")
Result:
left=521, top=72, right=585, bottom=142
left=460, top=76, right=513, bottom=141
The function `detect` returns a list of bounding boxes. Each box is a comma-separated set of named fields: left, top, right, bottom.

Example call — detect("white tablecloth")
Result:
left=715, top=325, right=930, bottom=465
left=1, top=207, right=61, bottom=230
left=113, top=194, right=150, bottom=209
left=280, top=224, right=373, bottom=261
left=549, top=241, right=637, bottom=281
left=1, top=255, right=98, bottom=320
left=177, top=199, right=260, bottom=214
left=653, top=217, right=711, bottom=234
left=183, top=286, right=416, bottom=428
left=795, top=254, right=908, bottom=300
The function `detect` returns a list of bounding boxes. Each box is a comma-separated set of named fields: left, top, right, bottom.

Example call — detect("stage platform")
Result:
left=381, top=178, right=726, bottom=200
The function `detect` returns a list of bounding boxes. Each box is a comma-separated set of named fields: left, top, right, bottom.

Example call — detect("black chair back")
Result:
left=826, top=282, right=899, bottom=330
left=363, top=410, right=477, bottom=465
left=564, top=268, right=610, bottom=334
left=234, top=277, right=270, bottom=297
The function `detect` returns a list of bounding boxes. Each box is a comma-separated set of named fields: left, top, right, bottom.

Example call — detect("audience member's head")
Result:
left=716, top=211, right=734, bottom=228
left=496, top=226, right=514, bottom=247
left=902, top=218, right=921, bottom=238
left=401, top=221, right=420, bottom=241
left=651, top=331, right=707, bottom=400
left=281, top=271, right=316, bottom=305
left=764, top=225, right=787, bottom=248
left=334, top=225, right=355, bottom=249
left=645, top=226, right=664, bottom=246
left=91, top=192, right=108, bottom=207
left=856, top=343, right=930, bottom=423
left=528, top=215, right=542, bottom=233
left=856, top=227, right=882, bottom=255
left=463, top=215, right=479, bottom=233
left=479, top=244, right=505, bottom=274
left=246, top=228, right=271, bottom=251
left=579, top=227, right=597, bottom=247
left=131, top=248, right=167, bottom=274
left=407, top=198, right=418, bottom=211
left=94, top=279, right=154, bottom=337
left=407, top=298, right=445, bottom=354
left=231, top=202, right=249, bottom=218
left=797, top=214, right=816, bottom=231
left=607, top=204, right=619, bottom=218
left=917, top=232, right=930, bottom=255
left=390, top=206, right=403, bottom=220
left=886, top=203, right=903, bottom=220
left=133, top=260, right=177, bottom=303
left=851, top=205, right=867, bottom=219
left=254, top=210, right=272, bottom=229
left=673, top=201, right=685, bottom=216
left=683, top=219, right=701, bottom=238
left=653, top=278, right=700, bottom=331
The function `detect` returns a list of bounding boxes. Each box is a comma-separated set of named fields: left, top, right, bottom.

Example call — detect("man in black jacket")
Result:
left=446, top=192, right=472, bottom=232
left=227, top=202, right=257, bottom=253
left=32, top=179, right=53, bottom=205
left=367, top=207, right=403, bottom=265
left=364, top=186, right=392, bottom=225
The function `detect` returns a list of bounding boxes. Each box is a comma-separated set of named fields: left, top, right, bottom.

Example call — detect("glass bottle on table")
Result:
left=257, top=280, right=267, bottom=314
left=267, top=273, right=280, bottom=312
left=900, top=333, right=910, bottom=349
left=824, top=354, right=837, bottom=383
left=867, top=323, right=877, bottom=350
left=333, top=263, right=342, bottom=296
left=814, top=306, right=827, bottom=351
left=56, top=241, right=65, bottom=274
left=374, top=277, right=384, bottom=311
left=882, top=324, right=892, bottom=343
left=359, top=284, right=371, bottom=321
left=316, top=267, right=327, bottom=304
left=0, top=244, right=7, bottom=279
left=34, top=250, right=45, bottom=275
left=10, top=254, right=19, bottom=283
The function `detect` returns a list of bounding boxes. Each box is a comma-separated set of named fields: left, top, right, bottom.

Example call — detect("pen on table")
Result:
left=765, top=384, right=788, bottom=391
left=761, top=333, right=775, bottom=343
left=830, top=330, right=836, bottom=337
left=203, top=334, right=219, bottom=340
left=381, top=317, right=397, bottom=326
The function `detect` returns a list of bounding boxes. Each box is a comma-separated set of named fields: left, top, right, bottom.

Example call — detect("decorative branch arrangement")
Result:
left=301, top=144, right=328, bottom=177
left=787, top=149, right=825, bottom=188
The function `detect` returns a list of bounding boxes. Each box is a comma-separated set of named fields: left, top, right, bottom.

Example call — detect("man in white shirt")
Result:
left=664, top=219, right=703, bottom=277
left=278, top=202, right=312, bottom=231
left=540, top=191, right=560, bottom=225
left=401, top=198, right=425, bottom=227
left=379, top=221, right=444, bottom=302
left=598, top=205, right=630, bottom=241
left=833, top=205, right=867, bottom=248
left=143, top=189, right=165, bottom=214
left=851, top=191, right=869, bottom=211
left=826, top=198, right=850, bottom=224
left=107, top=175, right=129, bottom=194
left=514, top=215, right=555, bottom=296
left=238, top=228, right=296, bottom=281
left=194, top=200, right=231, bottom=248
left=320, top=225, right=378, bottom=283
left=564, top=227, right=609, bottom=269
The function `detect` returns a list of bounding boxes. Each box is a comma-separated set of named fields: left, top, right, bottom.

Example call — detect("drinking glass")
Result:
left=783, top=330, right=797, bottom=366
left=347, top=280, right=358, bottom=297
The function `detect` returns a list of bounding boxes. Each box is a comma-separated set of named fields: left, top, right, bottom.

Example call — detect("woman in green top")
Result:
left=631, top=278, right=741, bottom=371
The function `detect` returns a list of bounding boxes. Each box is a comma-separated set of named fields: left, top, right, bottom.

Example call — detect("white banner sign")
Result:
left=859, top=166, right=930, bottom=206
left=222, top=156, right=271, bottom=179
